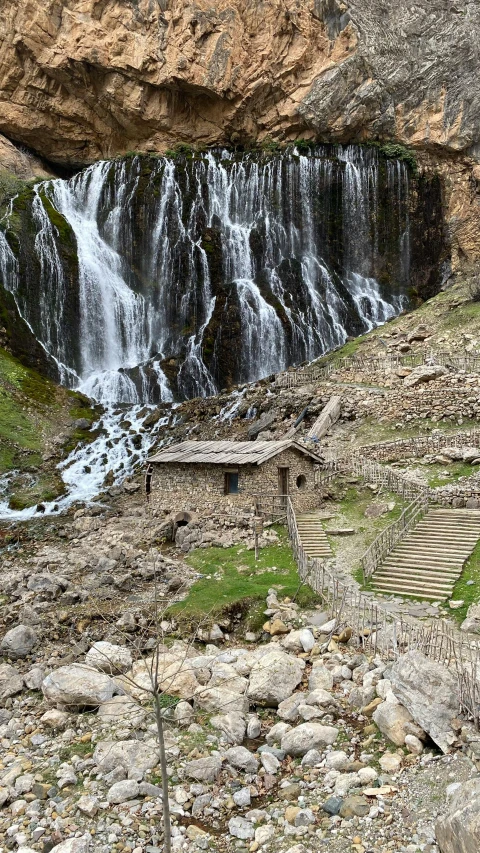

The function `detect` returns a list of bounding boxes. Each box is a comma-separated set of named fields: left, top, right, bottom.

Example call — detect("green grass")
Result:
left=447, top=539, right=480, bottom=623
left=0, top=346, right=97, bottom=507
left=422, top=460, right=475, bottom=488
left=169, top=526, right=319, bottom=627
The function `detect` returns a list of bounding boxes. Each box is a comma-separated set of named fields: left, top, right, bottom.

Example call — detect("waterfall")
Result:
left=0, top=145, right=411, bottom=405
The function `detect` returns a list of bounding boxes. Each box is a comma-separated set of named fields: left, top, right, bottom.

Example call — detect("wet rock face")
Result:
left=1, top=147, right=446, bottom=402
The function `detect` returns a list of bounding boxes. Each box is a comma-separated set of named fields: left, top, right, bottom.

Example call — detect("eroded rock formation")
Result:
left=1, top=1, right=480, bottom=268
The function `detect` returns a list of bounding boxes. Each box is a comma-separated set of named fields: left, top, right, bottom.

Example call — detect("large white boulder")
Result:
left=403, top=365, right=447, bottom=386
left=194, top=686, right=249, bottom=714
left=247, top=649, right=304, bottom=706
left=389, top=651, right=459, bottom=753
left=42, top=665, right=115, bottom=708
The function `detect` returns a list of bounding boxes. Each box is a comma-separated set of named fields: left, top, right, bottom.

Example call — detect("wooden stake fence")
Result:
left=281, top=495, right=480, bottom=728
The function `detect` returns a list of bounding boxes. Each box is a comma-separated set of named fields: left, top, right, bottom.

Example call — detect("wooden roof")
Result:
left=148, top=439, right=323, bottom=466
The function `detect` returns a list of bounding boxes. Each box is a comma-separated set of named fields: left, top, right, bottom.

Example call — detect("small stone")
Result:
left=107, top=780, right=140, bottom=804
left=228, top=816, right=255, bottom=840
left=322, top=796, right=343, bottom=816
left=339, top=795, right=369, bottom=818
left=379, top=752, right=402, bottom=773
left=260, top=752, right=280, bottom=774
left=285, top=805, right=301, bottom=824
left=77, top=795, right=99, bottom=817
left=269, top=619, right=290, bottom=636
left=233, top=787, right=251, bottom=807
left=405, top=734, right=423, bottom=755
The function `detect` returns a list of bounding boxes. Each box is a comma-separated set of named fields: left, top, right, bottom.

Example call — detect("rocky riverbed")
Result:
left=0, top=583, right=479, bottom=853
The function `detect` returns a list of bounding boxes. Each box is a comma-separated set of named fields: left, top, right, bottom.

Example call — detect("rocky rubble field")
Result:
left=0, top=587, right=479, bottom=853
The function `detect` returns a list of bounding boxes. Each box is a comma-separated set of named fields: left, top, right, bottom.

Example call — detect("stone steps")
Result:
left=296, top=511, right=332, bottom=559
left=371, top=508, right=480, bottom=601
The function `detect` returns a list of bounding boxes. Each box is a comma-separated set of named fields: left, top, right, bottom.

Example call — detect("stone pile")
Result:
left=1, top=589, right=479, bottom=853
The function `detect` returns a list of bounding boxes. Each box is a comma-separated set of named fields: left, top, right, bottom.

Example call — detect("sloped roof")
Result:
left=148, top=439, right=323, bottom=466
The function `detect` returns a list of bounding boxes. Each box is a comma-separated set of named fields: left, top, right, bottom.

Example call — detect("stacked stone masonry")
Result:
left=150, top=448, right=319, bottom=516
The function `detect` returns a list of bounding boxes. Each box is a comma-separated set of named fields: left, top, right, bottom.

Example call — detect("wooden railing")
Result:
left=282, top=494, right=480, bottom=728
left=359, top=493, right=430, bottom=582
left=254, top=494, right=288, bottom=522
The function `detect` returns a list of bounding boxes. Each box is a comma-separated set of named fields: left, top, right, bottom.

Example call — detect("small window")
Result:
left=296, top=474, right=307, bottom=490
left=224, top=472, right=239, bottom=495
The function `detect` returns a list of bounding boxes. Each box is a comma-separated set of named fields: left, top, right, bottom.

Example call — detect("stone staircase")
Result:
left=296, top=510, right=332, bottom=559
left=371, top=508, right=480, bottom=600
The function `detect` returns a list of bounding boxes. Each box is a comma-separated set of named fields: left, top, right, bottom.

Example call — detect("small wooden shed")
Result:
left=147, top=439, right=323, bottom=514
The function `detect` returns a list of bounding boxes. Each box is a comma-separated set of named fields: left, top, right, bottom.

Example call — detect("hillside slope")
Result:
left=0, top=347, right=97, bottom=510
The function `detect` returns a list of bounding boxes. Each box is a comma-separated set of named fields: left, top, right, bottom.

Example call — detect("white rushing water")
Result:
left=0, top=145, right=411, bottom=517
left=0, top=406, right=171, bottom=520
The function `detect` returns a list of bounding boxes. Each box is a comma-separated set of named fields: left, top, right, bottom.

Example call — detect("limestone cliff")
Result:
left=1, top=0, right=480, bottom=267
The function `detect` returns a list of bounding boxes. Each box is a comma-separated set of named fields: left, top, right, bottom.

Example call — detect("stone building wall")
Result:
left=150, top=448, right=319, bottom=516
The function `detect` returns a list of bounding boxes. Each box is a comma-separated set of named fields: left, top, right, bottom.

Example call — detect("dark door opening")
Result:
left=278, top=466, right=289, bottom=508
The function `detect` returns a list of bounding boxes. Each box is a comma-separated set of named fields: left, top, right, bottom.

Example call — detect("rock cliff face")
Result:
left=1, top=0, right=480, bottom=268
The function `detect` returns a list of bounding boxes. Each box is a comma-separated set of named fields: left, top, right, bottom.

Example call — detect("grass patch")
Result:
left=169, top=526, right=319, bottom=627
left=447, top=539, right=480, bottom=623
left=422, top=460, right=475, bottom=488
left=0, top=345, right=97, bottom=507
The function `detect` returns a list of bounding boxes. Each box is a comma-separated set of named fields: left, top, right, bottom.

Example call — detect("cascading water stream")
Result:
left=1, top=145, right=411, bottom=406
left=0, top=144, right=414, bottom=516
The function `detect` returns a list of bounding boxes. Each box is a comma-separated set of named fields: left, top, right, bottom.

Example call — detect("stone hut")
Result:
left=147, top=439, right=323, bottom=516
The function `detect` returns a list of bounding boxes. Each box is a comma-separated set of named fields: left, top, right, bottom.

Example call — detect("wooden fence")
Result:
left=282, top=495, right=480, bottom=728
left=274, top=349, right=480, bottom=389
left=359, top=493, right=430, bottom=582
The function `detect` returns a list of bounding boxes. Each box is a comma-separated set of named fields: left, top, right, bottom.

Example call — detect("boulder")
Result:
left=247, top=649, right=304, bottom=706
left=461, top=603, right=480, bottom=634
left=281, top=723, right=338, bottom=757
left=403, top=365, right=447, bottom=387
left=185, top=755, right=223, bottom=782
left=389, top=651, right=459, bottom=753
left=107, top=780, right=140, bottom=804
left=41, top=709, right=69, bottom=729
left=97, top=695, right=145, bottom=724
left=24, top=666, right=45, bottom=690
left=225, top=746, right=259, bottom=774
left=93, top=739, right=158, bottom=774
left=42, top=665, right=115, bottom=708
left=210, top=712, right=246, bottom=745
left=194, top=686, right=249, bottom=714
left=308, top=662, right=334, bottom=692
left=174, top=700, right=195, bottom=726
left=281, top=628, right=315, bottom=653
left=435, top=777, right=480, bottom=853
left=0, top=663, right=23, bottom=700
left=0, top=625, right=37, bottom=659
left=85, top=642, right=132, bottom=674
left=372, top=701, right=413, bottom=746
